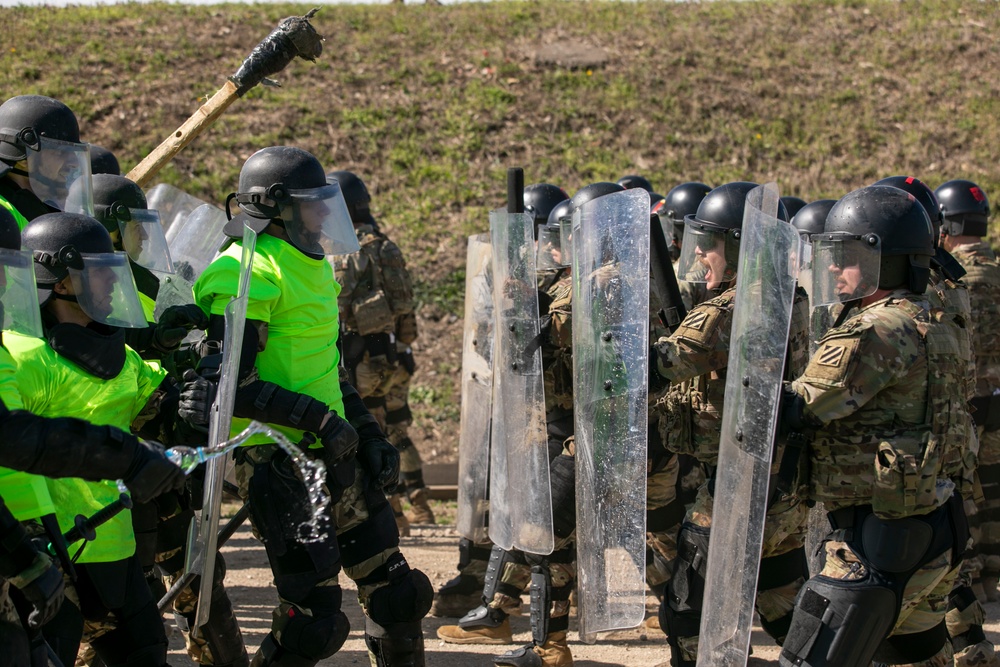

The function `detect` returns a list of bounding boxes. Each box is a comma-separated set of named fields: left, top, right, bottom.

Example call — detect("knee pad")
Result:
left=549, top=454, right=576, bottom=540
left=757, top=547, right=809, bottom=643
left=365, top=618, right=425, bottom=667
left=873, top=620, right=948, bottom=665
left=273, top=588, right=350, bottom=662
left=779, top=576, right=896, bottom=667
left=367, top=554, right=434, bottom=626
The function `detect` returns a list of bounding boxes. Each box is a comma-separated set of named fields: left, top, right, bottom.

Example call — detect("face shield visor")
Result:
left=116, top=208, right=174, bottom=274
left=809, top=232, right=882, bottom=307
left=559, top=214, right=575, bottom=268
left=65, top=251, right=148, bottom=328
left=280, top=182, right=360, bottom=257
left=0, top=248, right=42, bottom=338
left=26, top=137, right=93, bottom=214
left=676, top=222, right=732, bottom=285
left=536, top=222, right=567, bottom=270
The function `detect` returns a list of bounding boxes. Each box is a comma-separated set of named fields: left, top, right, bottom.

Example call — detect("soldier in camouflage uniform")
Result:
left=651, top=183, right=811, bottom=667
left=936, top=179, right=1000, bottom=666
left=658, top=182, right=713, bottom=312
left=778, top=185, right=972, bottom=667
left=328, top=170, right=431, bottom=533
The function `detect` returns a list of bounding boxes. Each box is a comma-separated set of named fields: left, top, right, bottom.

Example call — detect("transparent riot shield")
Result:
left=572, top=188, right=650, bottom=639
left=488, top=208, right=553, bottom=555
left=457, top=234, right=495, bottom=543
left=155, top=203, right=228, bottom=320
left=146, top=183, right=212, bottom=234
left=697, top=183, right=799, bottom=666
left=191, top=222, right=257, bottom=630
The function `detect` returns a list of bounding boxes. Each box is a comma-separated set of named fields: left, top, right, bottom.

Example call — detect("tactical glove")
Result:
left=317, top=413, right=360, bottom=465
left=178, top=369, right=216, bottom=427
left=358, top=436, right=401, bottom=492
left=121, top=437, right=187, bottom=504
left=152, top=304, right=210, bottom=354
left=10, top=553, right=65, bottom=629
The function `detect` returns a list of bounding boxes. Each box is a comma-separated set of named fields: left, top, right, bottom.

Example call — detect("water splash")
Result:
left=166, top=420, right=331, bottom=543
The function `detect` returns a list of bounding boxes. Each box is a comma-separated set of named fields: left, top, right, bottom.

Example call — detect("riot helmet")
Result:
left=23, top=212, right=147, bottom=328
left=76, top=174, right=174, bottom=274
left=649, top=192, right=666, bottom=215
left=0, top=95, right=91, bottom=213
left=0, top=207, right=42, bottom=337
left=812, top=185, right=933, bottom=306
left=873, top=175, right=942, bottom=242
left=676, top=181, right=787, bottom=288
left=548, top=199, right=574, bottom=268
left=326, top=169, right=374, bottom=227
left=780, top=196, right=808, bottom=220
left=616, top=174, right=653, bottom=192
left=936, top=179, right=989, bottom=237
left=662, top=181, right=712, bottom=255
left=791, top=199, right=836, bottom=239
left=225, top=146, right=359, bottom=258
left=89, top=145, right=121, bottom=176
left=524, top=183, right=570, bottom=240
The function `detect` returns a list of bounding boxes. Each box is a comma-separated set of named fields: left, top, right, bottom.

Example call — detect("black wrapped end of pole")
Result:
left=230, top=8, right=325, bottom=97
left=507, top=168, right=524, bottom=214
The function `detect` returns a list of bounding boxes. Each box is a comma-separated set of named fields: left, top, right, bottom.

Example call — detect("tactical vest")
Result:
left=336, top=227, right=415, bottom=338
left=542, top=276, right=573, bottom=414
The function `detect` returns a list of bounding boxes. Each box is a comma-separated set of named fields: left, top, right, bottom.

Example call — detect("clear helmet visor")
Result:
left=27, top=137, right=93, bottom=214
left=66, top=252, right=148, bottom=328
left=118, top=208, right=174, bottom=274
left=282, top=182, right=360, bottom=257
left=558, top=215, right=575, bottom=267
left=535, top=223, right=567, bottom=270
left=796, top=235, right=814, bottom=298
left=0, top=248, right=42, bottom=338
left=809, top=233, right=882, bottom=307
left=677, top=224, right=731, bottom=284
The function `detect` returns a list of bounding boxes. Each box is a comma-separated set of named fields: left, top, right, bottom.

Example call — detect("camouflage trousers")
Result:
left=354, top=351, right=423, bottom=477
left=820, top=539, right=959, bottom=667
left=645, top=453, right=681, bottom=592
left=976, top=428, right=1000, bottom=582
left=484, top=535, right=576, bottom=628
left=0, top=579, right=31, bottom=661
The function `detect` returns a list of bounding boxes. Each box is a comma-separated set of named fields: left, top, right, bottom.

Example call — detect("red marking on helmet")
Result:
left=288, top=608, right=296, bottom=617
left=971, top=187, right=986, bottom=202
left=905, top=177, right=916, bottom=185
left=652, top=200, right=665, bottom=214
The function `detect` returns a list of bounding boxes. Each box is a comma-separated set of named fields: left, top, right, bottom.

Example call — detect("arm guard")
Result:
left=340, top=381, right=383, bottom=440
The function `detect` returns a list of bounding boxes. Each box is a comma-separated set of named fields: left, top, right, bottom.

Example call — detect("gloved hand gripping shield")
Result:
left=808, top=232, right=882, bottom=307
left=456, top=234, right=495, bottom=544
left=697, top=183, right=799, bottom=666
left=0, top=247, right=42, bottom=338
left=571, top=187, right=650, bottom=639
left=25, top=136, right=94, bottom=214
left=488, top=207, right=553, bottom=555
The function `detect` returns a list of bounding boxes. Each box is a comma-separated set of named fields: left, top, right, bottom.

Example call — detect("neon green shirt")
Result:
left=5, top=331, right=167, bottom=563
left=0, top=195, right=29, bottom=231
left=194, top=234, right=345, bottom=446
left=0, top=341, right=55, bottom=521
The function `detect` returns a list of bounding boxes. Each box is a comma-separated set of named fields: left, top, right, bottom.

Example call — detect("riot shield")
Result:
left=572, top=188, right=650, bottom=639
left=155, top=203, right=228, bottom=320
left=191, top=222, right=257, bottom=630
left=696, top=183, right=799, bottom=666
left=488, top=208, right=553, bottom=555
left=457, top=234, right=495, bottom=543
left=145, top=183, right=211, bottom=234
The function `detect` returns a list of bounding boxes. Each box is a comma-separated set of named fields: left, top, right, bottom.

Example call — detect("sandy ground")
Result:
left=167, top=519, right=1000, bottom=667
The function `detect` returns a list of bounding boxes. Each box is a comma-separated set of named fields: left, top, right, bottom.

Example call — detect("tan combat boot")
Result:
left=436, top=617, right=513, bottom=645
left=493, top=630, right=573, bottom=667
left=405, top=486, right=436, bottom=525
left=389, top=494, right=410, bottom=537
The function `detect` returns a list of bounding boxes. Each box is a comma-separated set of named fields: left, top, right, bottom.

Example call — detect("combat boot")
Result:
left=389, top=495, right=410, bottom=537
left=493, top=631, right=573, bottom=667
left=431, top=573, right=484, bottom=617
left=436, top=616, right=513, bottom=645
left=405, top=486, right=436, bottom=525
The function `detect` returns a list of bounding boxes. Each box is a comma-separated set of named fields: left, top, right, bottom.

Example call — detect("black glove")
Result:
left=179, top=369, right=216, bottom=426
left=11, top=553, right=65, bottom=629
left=317, top=413, right=359, bottom=465
left=649, top=345, right=668, bottom=392
left=358, top=436, right=401, bottom=492
left=121, top=438, right=187, bottom=504
left=152, top=304, right=210, bottom=354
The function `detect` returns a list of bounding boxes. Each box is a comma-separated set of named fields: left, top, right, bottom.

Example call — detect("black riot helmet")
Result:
left=89, top=145, right=121, bottom=176
left=936, top=179, right=990, bottom=237
left=0, top=95, right=81, bottom=166
left=327, top=169, right=374, bottom=227
left=547, top=198, right=573, bottom=228
left=524, top=183, right=570, bottom=234
left=873, top=176, right=942, bottom=242
left=662, top=181, right=712, bottom=247
left=225, top=146, right=358, bottom=258
left=88, top=174, right=174, bottom=274
left=90, top=174, right=147, bottom=234
left=649, top=192, right=666, bottom=215
left=616, top=174, right=653, bottom=192
left=570, top=182, right=625, bottom=213
left=791, top=199, right=836, bottom=238
left=823, top=185, right=934, bottom=294
left=780, top=196, right=808, bottom=220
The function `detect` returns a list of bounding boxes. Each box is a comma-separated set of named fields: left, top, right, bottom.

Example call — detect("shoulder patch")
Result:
left=803, top=336, right=861, bottom=384
left=684, top=310, right=710, bottom=331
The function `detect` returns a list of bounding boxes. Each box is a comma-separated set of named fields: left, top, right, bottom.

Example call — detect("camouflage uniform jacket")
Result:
left=542, top=274, right=574, bottom=414
left=791, top=291, right=973, bottom=518
left=652, top=286, right=809, bottom=466
left=927, top=268, right=975, bottom=400
left=334, top=224, right=416, bottom=339
left=953, top=240, right=1000, bottom=464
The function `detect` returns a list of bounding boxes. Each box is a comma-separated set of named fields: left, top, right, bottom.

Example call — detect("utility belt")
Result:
left=970, top=393, right=1000, bottom=432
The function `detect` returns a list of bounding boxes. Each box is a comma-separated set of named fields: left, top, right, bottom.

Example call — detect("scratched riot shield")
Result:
left=488, top=208, right=553, bottom=555
left=572, top=188, right=650, bottom=638
left=457, top=234, right=495, bottom=543
left=146, top=183, right=211, bottom=234
left=189, top=222, right=257, bottom=630
left=697, top=183, right=799, bottom=666
left=155, top=203, right=229, bottom=320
